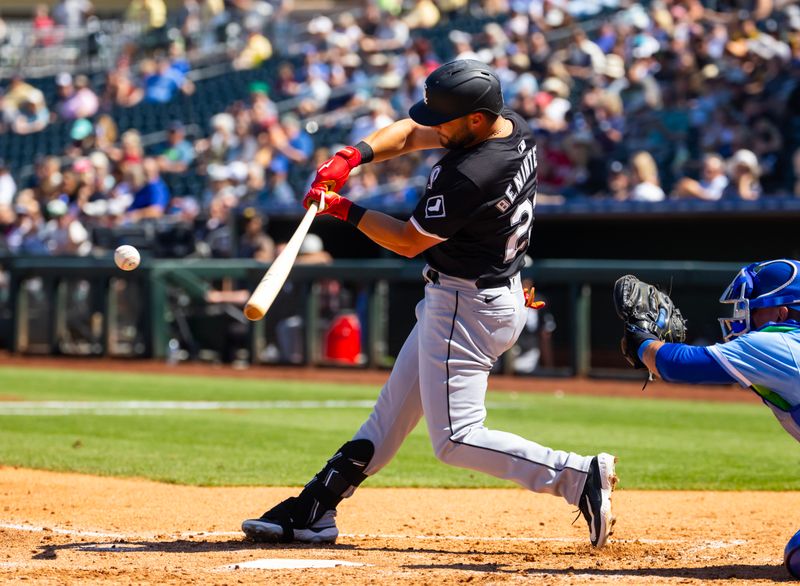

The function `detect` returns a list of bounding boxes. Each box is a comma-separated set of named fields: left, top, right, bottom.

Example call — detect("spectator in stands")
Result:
left=261, top=157, right=296, bottom=207
left=722, top=149, right=762, bottom=200
left=0, top=160, right=16, bottom=207
left=5, top=199, right=47, bottom=255
left=627, top=151, right=665, bottom=202
left=40, top=199, right=91, bottom=256
left=158, top=121, right=196, bottom=174
left=102, top=68, right=144, bottom=109
left=237, top=206, right=275, bottom=261
left=672, top=154, right=729, bottom=201
left=201, top=163, right=235, bottom=207
left=749, top=114, right=784, bottom=193
left=33, top=4, right=56, bottom=47
left=0, top=204, right=14, bottom=252
left=70, top=157, right=99, bottom=209
left=55, top=74, right=99, bottom=121
left=126, top=158, right=170, bottom=221
left=607, top=161, right=630, bottom=201
left=349, top=98, right=395, bottom=145
left=64, top=118, right=96, bottom=160
left=88, top=151, right=115, bottom=196
left=125, top=0, right=167, bottom=31
left=272, top=114, right=313, bottom=168
left=791, top=146, right=800, bottom=197
left=52, top=0, right=93, bottom=28
left=0, top=17, right=7, bottom=49
left=196, top=113, right=236, bottom=165
left=228, top=110, right=258, bottom=164
left=92, top=114, right=118, bottom=151
left=114, top=129, right=145, bottom=167
left=20, top=156, right=61, bottom=205
left=197, top=195, right=233, bottom=257
left=11, top=92, right=50, bottom=135
left=403, top=0, right=440, bottom=29
left=2, top=76, right=46, bottom=128
left=248, top=81, right=278, bottom=129
left=142, top=56, right=194, bottom=104
left=232, top=20, right=273, bottom=70
left=557, top=27, right=606, bottom=83
left=295, top=67, right=332, bottom=115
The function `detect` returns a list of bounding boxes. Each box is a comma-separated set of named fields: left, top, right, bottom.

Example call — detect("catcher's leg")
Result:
left=243, top=306, right=425, bottom=543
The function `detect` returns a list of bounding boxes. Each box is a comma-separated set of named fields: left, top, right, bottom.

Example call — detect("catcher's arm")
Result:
left=639, top=339, right=664, bottom=373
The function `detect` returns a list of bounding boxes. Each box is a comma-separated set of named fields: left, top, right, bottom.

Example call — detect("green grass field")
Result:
left=1, top=366, right=798, bottom=490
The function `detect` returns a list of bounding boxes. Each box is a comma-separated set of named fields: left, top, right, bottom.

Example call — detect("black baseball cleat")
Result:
left=578, top=453, right=618, bottom=548
left=242, top=497, right=339, bottom=544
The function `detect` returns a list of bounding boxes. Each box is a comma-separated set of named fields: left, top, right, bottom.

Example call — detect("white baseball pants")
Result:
left=353, top=268, right=592, bottom=506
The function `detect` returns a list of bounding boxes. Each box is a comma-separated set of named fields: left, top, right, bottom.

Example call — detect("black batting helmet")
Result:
left=409, top=59, right=504, bottom=126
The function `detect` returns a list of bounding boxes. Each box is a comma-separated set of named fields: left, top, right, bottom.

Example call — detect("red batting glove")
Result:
left=303, top=185, right=354, bottom=222
left=312, top=146, right=362, bottom=192
left=523, top=287, right=546, bottom=309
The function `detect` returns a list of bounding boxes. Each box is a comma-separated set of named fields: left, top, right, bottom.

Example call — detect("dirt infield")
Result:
left=0, top=467, right=796, bottom=585
left=1, top=356, right=790, bottom=584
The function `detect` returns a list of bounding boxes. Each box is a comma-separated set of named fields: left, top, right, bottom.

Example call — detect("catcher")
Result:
left=614, top=259, right=800, bottom=578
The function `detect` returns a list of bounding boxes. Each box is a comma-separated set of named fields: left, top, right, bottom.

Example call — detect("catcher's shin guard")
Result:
left=242, top=440, right=374, bottom=542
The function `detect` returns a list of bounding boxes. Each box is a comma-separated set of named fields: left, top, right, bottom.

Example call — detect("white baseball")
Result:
left=114, top=245, right=141, bottom=271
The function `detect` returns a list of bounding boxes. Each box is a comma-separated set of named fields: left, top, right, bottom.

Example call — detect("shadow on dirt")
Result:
left=32, top=538, right=358, bottom=560
left=402, top=562, right=791, bottom=581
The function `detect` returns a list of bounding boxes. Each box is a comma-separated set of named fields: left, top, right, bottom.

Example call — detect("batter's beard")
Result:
left=440, top=128, right=478, bottom=150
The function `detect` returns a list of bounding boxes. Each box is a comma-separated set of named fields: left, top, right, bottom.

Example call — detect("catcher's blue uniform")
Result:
left=647, top=323, right=800, bottom=442
left=709, top=324, right=800, bottom=441
left=644, top=258, right=800, bottom=443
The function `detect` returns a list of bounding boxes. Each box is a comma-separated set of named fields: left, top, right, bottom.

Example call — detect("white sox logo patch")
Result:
left=425, top=195, right=446, bottom=218
left=427, top=165, right=441, bottom=190
left=423, top=83, right=429, bottom=104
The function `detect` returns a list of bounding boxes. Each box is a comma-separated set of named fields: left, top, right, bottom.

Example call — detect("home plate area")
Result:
left=0, top=468, right=797, bottom=585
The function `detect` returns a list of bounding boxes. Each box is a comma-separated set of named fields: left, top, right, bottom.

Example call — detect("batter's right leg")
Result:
left=243, top=308, right=425, bottom=543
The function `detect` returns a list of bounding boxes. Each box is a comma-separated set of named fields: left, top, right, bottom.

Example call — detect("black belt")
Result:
left=425, top=268, right=511, bottom=289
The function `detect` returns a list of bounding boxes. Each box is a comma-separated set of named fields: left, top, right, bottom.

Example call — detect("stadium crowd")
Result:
left=0, top=0, right=800, bottom=258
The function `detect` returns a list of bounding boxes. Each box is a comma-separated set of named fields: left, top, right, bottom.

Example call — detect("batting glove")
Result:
left=303, top=186, right=366, bottom=226
left=523, top=287, right=546, bottom=309
left=312, top=146, right=362, bottom=193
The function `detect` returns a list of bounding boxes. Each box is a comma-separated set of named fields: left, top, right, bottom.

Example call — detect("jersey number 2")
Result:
left=504, top=199, right=533, bottom=263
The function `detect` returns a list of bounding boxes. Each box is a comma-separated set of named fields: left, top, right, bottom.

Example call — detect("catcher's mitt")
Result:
left=613, top=275, right=687, bottom=368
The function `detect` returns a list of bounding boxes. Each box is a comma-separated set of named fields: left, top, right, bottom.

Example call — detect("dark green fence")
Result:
left=0, top=255, right=744, bottom=377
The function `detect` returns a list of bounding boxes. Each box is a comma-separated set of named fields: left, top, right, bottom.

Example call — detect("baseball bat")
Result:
left=243, top=201, right=319, bottom=321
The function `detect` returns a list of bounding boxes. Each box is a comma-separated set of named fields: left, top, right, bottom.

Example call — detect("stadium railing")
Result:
left=1, top=255, right=743, bottom=379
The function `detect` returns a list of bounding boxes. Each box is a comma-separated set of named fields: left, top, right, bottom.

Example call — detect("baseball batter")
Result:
left=242, top=60, right=617, bottom=548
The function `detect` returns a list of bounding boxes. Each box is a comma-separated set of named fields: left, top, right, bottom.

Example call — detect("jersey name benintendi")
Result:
left=411, top=108, right=538, bottom=281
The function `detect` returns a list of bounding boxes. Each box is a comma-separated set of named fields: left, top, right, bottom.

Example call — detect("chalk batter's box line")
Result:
left=0, top=521, right=745, bottom=548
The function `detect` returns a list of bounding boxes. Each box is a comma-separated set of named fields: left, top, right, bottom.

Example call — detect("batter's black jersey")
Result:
left=410, top=108, right=538, bottom=282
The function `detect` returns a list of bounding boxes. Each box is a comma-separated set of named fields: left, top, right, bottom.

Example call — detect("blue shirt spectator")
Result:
left=143, top=58, right=190, bottom=104
left=129, top=179, right=170, bottom=211
left=128, top=159, right=171, bottom=215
